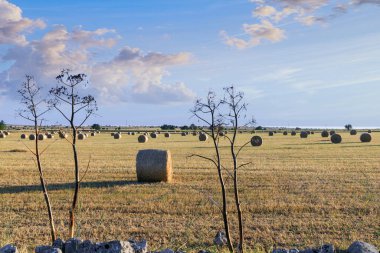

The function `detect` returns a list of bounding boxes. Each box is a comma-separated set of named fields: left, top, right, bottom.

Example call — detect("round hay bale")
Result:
left=29, top=134, right=36, bottom=140
left=20, top=133, right=26, bottom=139
left=300, top=131, right=308, bottom=138
left=138, top=135, right=148, bottom=143
left=350, top=130, right=357, bottom=135
left=78, top=133, right=86, bottom=140
left=164, top=133, right=170, bottom=138
left=368, top=130, right=372, bottom=133
left=268, top=131, right=274, bottom=136
left=311, top=131, right=314, bottom=134
left=114, top=133, right=122, bottom=139
left=111, top=133, right=115, bottom=136
left=59, top=132, right=68, bottom=139
left=331, top=134, right=342, bottom=144
left=360, top=133, right=371, bottom=143
left=283, top=131, right=288, bottom=136
left=47, top=134, right=54, bottom=139
left=0, top=133, right=6, bottom=138
left=132, top=132, right=136, bottom=135
left=136, top=149, right=172, bottom=183
left=250, top=136, right=263, bottom=147
left=3, top=131, right=9, bottom=136
left=219, top=132, right=225, bottom=137
left=181, top=132, right=186, bottom=136
left=38, top=134, right=46, bottom=140
left=91, top=132, right=96, bottom=136
left=321, top=130, right=329, bottom=138
left=192, top=132, right=197, bottom=136
left=306, top=131, right=311, bottom=135
left=330, top=130, right=336, bottom=136
left=199, top=133, right=208, bottom=141
left=150, top=132, right=157, bottom=138
left=291, top=131, right=296, bottom=136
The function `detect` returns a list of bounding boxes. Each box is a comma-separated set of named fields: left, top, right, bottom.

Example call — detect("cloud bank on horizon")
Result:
left=0, top=0, right=196, bottom=105
left=221, top=0, right=380, bottom=49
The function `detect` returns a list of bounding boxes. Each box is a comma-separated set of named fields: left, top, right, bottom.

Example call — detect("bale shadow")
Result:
left=0, top=180, right=143, bottom=194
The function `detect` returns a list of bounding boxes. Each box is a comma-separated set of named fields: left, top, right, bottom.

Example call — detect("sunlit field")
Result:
left=0, top=131, right=379, bottom=252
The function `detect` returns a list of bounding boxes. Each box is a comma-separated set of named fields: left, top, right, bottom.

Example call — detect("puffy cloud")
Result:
left=222, top=0, right=380, bottom=49
left=0, top=0, right=45, bottom=45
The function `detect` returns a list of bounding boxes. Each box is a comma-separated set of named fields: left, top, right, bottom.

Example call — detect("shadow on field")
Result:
left=0, top=180, right=141, bottom=194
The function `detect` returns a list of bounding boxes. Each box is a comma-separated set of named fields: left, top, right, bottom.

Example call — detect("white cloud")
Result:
left=0, top=0, right=45, bottom=45
left=0, top=1, right=195, bottom=105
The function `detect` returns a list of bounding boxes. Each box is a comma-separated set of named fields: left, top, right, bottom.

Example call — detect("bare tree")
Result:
left=221, top=86, right=255, bottom=253
left=17, top=75, right=56, bottom=243
left=189, top=91, right=234, bottom=252
left=49, top=69, right=97, bottom=238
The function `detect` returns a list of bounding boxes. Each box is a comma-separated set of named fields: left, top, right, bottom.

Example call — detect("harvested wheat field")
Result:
left=0, top=131, right=379, bottom=252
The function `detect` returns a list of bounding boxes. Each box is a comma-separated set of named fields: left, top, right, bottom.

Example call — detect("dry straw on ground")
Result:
left=136, top=149, right=173, bottom=183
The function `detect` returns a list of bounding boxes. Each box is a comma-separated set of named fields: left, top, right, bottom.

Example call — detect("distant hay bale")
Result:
left=300, top=131, right=308, bottom=138
left=331, top=134, right=342, bottom=144
left=164, top=133, right=170, bottom=138
left=29, top=134, right=36, bottom=140
left=20, top=133, right=26, bottom=139
left=114, top=133, right=122, bottom=139
left=330, top=130, right=336, bottom=136
left=321, top=130, right=329, bottom=138
left=251, top=130, right=256, bottom=134
left=192, top=132, right=197, bottom=136
left=78, top=133, right=86, bottom=140
left=350, top=130, right=357, bottom=135
left=150, top=132, right=157, bottom=138
left=47, top=134, right=54, bottom=139
left=0, top=133, right=5, bottom=138
left=283, top=131, right=288, bottom=136
left=268, top=131, right=274, bottom=136
left=38, top=134, right=46, bottom=140
left=368, top=130, right=372, bottom=133
left=181, top=132, right=186, bottom=136
left=4, top=131, right=9, bottom=136
left=91, top=132, right=96, bottom=136
left=111, top=133, right=115, bottom=136
left=136, top=149, right=172, bottom=183
left=291, top=131, right=296, bottom=136
left=131, top=132, right=136, bottom=135
left=219, top=132, right=225, bottom=137
left=59, top=132, right=68, bottom=139
left=138, top=135, right=148, bottom=143
left=311, top=131, right=314, bottom=134
left=199, top=133, right=208, bottom=141
left=250, top=136, right=263, bottom=147
left=306, top=131, right=311, bottom=135
left=360, top=133, right=371, bottom=143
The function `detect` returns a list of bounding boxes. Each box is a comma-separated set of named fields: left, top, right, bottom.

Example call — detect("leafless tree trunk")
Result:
left=190, top=92, right=234, bottom=252
left=49, top=69, right=97, bottom=238
left=18, top=75, right=56, bottom=243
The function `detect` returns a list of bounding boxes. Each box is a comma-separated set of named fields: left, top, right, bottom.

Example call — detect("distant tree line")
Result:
left=160, top=123, right=198, bottom=130
left=0, top=120, right=5, bottom=130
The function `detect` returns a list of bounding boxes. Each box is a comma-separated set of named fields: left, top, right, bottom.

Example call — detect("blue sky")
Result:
left=0, top=0, right=379, bottom=127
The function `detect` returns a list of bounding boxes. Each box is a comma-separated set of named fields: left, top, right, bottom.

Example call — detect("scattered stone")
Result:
left=300, top=248, right=319, bottom=253
left=159, top=249, right=175, bottom=253
left=65, top=238, right=83, bottom=253
left=319, top=244, right=334, bottom=253
left=35, top=245, right=53, bottom=253
left=213, top=231, right=227, bottom=247
left=52, top=239, right=64, bottom=250
left=273, top=249, right=289, bottom=253
left=348, top=241, right=379, bottom=253
left=198, top=250, right=211, bottom=253
left=0, top=245, right=18, bottom=253
left=130, top=240, right=147, bottom=253
left=290, top=249, right=300, bottom=253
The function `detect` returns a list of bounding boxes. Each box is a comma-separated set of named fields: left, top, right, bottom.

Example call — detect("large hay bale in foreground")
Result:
left=29, top=134, right=36, bottom=140
left=114, top=133, right=122, bottom=139
left=164, top=133, right=170, bottom=138
left=136, top=149, right=172, bottom=183
left=199, top=133, right=208, bottom=141
left=360, top=133, right=371, bottom=143
left=20, top=134, right=26, bottom=139
left=300, top=131, right=308, bottom=138
left=321, top=130, right=329, bottom=138
left=331, top=134, right=342, bottom=144
left=38, top=134, right=46, bottom=140
left=138, top=135, right=148, bottom=143
left=250, top=136, right=263, bottom=147
left=350, top=130, right=357, bottom=135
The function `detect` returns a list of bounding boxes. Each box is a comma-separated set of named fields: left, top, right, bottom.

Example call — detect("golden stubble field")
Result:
left=0, top=131, right=379, bottom=252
